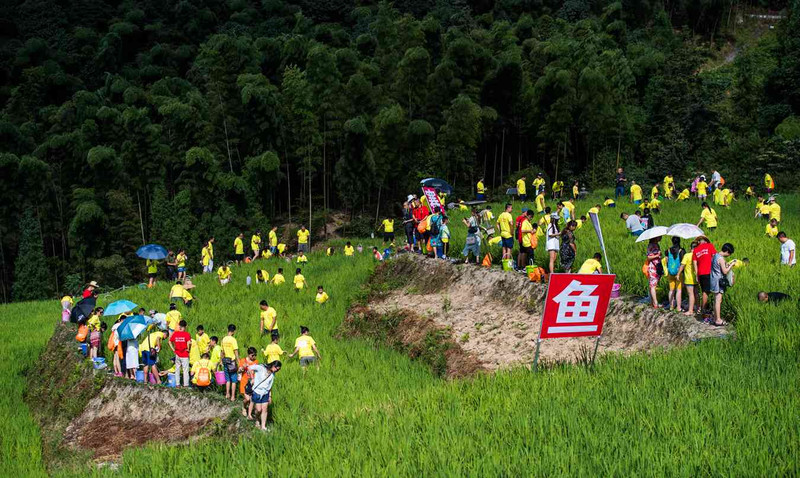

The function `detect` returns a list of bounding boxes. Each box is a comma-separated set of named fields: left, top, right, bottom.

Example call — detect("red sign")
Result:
left=539, top=273, right=616, bottom=339
left=421, top=186, right=443, bottom=214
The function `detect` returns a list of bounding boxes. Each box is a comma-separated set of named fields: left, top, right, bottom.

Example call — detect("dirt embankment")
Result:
left=342, top=255, right=731, bottom=376
left=25, top=323, right=244, bottom=468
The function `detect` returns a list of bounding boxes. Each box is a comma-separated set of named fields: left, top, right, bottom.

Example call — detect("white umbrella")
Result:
left=635, top=226, right=669, bottom=243
left=666, top=223, right=705, bottom=239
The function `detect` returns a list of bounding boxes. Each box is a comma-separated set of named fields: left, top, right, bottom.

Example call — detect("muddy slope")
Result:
left=349, top=254, right=731, bottom=373
left=25, top=323, right=244, bottom=467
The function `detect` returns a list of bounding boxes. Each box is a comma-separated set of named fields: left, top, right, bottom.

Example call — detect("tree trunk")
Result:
left=500, top=127, right=506, bottom=178
left=136, top=191, right=146, bottom=245
left=218, top=92, right=234, bottom=173
left=323, top=114, right=328, bottom=240
left=375, top=184, right=382, bottom=225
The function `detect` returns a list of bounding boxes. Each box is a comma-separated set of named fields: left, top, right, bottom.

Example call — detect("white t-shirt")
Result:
left=248, top=364, right=274, bottom=395
left=546, top=223, right=560, bottom=251
left=626, top=214, right=643, bottom=232
left=781, top=239, right=796, bottom=265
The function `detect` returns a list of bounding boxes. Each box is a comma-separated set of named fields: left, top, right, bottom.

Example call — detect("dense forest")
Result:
left=0, top=0, right=798, bottom=301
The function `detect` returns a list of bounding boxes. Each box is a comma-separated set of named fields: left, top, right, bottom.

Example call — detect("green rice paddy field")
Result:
left=2, top=190, right=799, bottom=476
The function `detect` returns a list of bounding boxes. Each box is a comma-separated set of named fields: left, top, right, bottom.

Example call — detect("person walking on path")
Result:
left=709, top=243, right=736, bottom=326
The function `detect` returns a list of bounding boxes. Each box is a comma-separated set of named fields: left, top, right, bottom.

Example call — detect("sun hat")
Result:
left=88, top=281, right=99, bottom=288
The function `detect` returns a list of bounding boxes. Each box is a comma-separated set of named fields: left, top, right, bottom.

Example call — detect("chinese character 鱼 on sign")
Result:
left=539, top=273, right=616, bottom=339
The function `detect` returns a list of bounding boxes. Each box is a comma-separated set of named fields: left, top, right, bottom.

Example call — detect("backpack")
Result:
left=76, top=324, right=89, bottom=342
left=196, top=364, right=211, bottom=387
left=106, top=331, right=116, bottom=351
left=482, top=254, right=493, bottom=267
left=430, top=217, right=441, bottom=236
left=667, top=250, right=681, bottom=276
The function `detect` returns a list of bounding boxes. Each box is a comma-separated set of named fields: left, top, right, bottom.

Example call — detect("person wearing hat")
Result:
left=82, top=281, right=99, bottom=299
left=476, top=178, right=485, bottom=201
left=533, top=173, right=546, bottom=196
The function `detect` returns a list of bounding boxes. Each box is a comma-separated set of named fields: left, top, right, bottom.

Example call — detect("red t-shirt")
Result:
left=170, top=330, right=191, bottom=358
left=413, top=206, right=428, bottom=222
left=82, top=288, right=92, bottom=299
left=692, top=243, right=718, bottom=276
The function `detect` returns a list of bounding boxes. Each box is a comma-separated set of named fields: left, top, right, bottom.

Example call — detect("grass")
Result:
left=1, top=191, right=799, bottom=476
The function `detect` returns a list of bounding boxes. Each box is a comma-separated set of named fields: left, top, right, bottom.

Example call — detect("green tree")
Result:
left=12, top=208, right=53, bottom=301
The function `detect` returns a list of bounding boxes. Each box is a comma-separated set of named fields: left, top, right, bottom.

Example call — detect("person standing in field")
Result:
left=646, top=236, right=663, bottom=308
left=516, top=175, right=527, bottom=202
left=251, top=230, right=262, bottom=261
left=380, top=216, right=395, bottom=246
left=169, top=320, right=192, bottom=388
left=629, top=180, right=643, bottom=205
left=764, top=172, right=774, bottom=193
left=239, top=347, right=259, bottom=414
left=710, top=170, right=721, bottom=190
left=272, top=268, right=286, bottom=285
left=289, top=326, right=321, bottom=373
left=297, top=225, right=310, bottom=253
left=697, top=202, right=718, bottom=232
left=146, top=259, right=159, bottom=288
left=778, top=232, right=796, bottom=267
left=440, top=216, right=451, bottom=258
left=546, top=213, right=561, bottom=274
left=476, top=178, right=485, bottom=201
left=572, top=181, right=579, bottom=200
left=293, top=268, right=308, bottom=292
left=165, top=250, right=176, bottom=281
left=403, top=200, right=415, bottom=249
left=692, top=236, right=717, bottom=314
left=497, top=203, right=515, bottom=261
left=267, top=226, right=278, bottom=255
left=534, top=189, right=546, bottom=215
left=517, top=210, right=537, bottom=271
left=263, top=332, right=284, bottom=364
left=202, top=238, right=214, bottom=274
left=559, top=221, right=578, bottom=273
left=259, top=300, right=278, bottom=338
left=615, top=168, right=627, bottom=199
left=709, top=243, right=736, bottom=326
left=665, top=237, right=685, bottom=311
left=533, top=173, right=546, bottom=196
left=679, top=240, right=699, bottom=316
left=696, top=176, right=709, bottom=201
left=651, top=182, right=660, bottom=201
left=175, top=249, right=187, bottom=281
left=221, top=324, right=240, bottom=401
left=248, top=360, right=281, bottom=430
left=462, top=208, right=482, bottom=264
left=217, top=263, right=232, bottom=286
left=140, top=329, right=166, bottom=384
left=234, top=232, right=245, bottom=266
left=663, top=174, right=674, bottom=199
left=768, top=197, right=781, bottom=223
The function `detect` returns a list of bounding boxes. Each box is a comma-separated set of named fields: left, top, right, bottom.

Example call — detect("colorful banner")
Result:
left=421, top=186, right=443, bottom=214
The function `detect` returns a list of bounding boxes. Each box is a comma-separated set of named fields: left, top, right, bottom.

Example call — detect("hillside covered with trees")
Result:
left=0, top=0, right=798, bottom=301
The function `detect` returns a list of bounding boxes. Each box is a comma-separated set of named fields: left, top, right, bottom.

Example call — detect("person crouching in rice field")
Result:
left=289, top=326, right=321, bottom=374
left=217, top=263, right=232, bottom=286
left=191, top=353, right=213, bottom=392
left=248, top=360, right=281, bottom=430
left=315, top=285, right=329, bottom=305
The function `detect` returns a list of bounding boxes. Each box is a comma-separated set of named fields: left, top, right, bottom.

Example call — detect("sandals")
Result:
left=712, top=320, right=728, bottom=327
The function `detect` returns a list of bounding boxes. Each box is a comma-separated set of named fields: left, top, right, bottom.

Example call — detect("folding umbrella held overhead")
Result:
left=666, top=223, right=705, bottom=239
left=104, top=300, right=137, bottom=316
left=70, top=296, right=96, bottom=323
left=635, top=226, right=669, bottom=243
left=420, top=178, right=454, bottom=195
left=136, top=244, right=168, bottom=260
left=116, top=315, right=151, bottom=341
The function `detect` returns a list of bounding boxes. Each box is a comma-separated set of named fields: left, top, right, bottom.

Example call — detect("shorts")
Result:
left=220, top=278, right=230, bottom=285
left=235, top=253, right=244, bottom=261
left=698, top=275, right=711, bottom=293
left=634, top=200, right=642, bottom=205
left=223, top=364, right=239, bottom=383
left=148, top=272, right=157, bottom=279
left=667, top=275, right=683, bottom=290
left=270, top=246, right=277, bottom=254
left=519, top=245, right=533, bottom=254
left=298, top=243, right=309, bottom=253
left=300, top=356, right=317, bottom=366
left=141, top=350, right=158, bottom=366
left=501, top=237, right=514, bottom=249
left=608, top=203, right=616, bottom=208
left=519, top=194, right=527, bottom=201
left=477, top=193, right=485, bottom=201
left=177, top=267, right=186, bottom=273
left=631, top=230, right=643, bottom=237
left=185, top=300, right=193, bottom=308
left=384, top=232, right=395, bottom=242
left=710, top=277, right=723, bottom=294
left=170, top=296, right=181, bottom=303
left=90, top=331, right=101, bottom=348
left=252, top=391, right=270, bottom=404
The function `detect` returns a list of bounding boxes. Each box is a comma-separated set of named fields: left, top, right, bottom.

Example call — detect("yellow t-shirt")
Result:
left=532, top=178, right=545, bottom=191
left=87, top=314, right=101, bottom=331
left=201, top=246, right=211, bottom=266
left=251, top=235, right=261, bottom=251
left=277, top=243, right=286, bottom=254
left=182, top=289, right=193, bottom=302
left=535, top=194, right=545, bottom=212
left=603, top=199, right=615, bottom=207
left=263, top=343, right=284, bottom=363
left=713, top=188, right=723, bottom=205
left=630, top=184, right=643, bottom=201
left=578, top=258, right=602, bottom=274
left=297, top=254, right=308, bottom=263
left=176, top=253, right=186, bottom=267
left=681, top=252, right=695, bottom=285
left=765, top=223, right=778, bottom=237
left=651, top=186, right=659, bottom=200
left=316, top=291, right=329, bottom=304
left=139, top=331, right=165, bottom=353
left=234, top=237, right=244, bottom=254
left=269, top=230, right=278, bottom=247
left=217, top=267, right=231, bottom=280
left=723, top=189, right=733, bottom=206
left=260, top=307, right=278, bottom=331
left=147, top=259, right=158, bottom=274
left=273, top=273, right=285, bottom=285
left=497, top=212, right=514, bottom=239
left=294, top=335, right=316, bottom=358
left=575, top=219, right=583, bottom=229
left=221, top=335, right=238, bottom=359
left=696, top=181, right=708, bottom=196
left=572, top=185, right=579, bottom=197
left=294, top=274, right=306, bottom=289
left=256, top=270, right=269, bottom=282
left=520, top=219, right=534, bottom=248
left=701, top=208, right=717, bottom=228
left=563, top=201, right=575, bottom=219
left=588, top=207, right=600, bottom=215
left=170, top=284, right=185, bottom=298
left=261, top=249, right=272, bottom=259
left=516, top=179, right=527, bottom=195
left=768, top=203, right=781, bottom=222
left=209, top=344, right=222, bottom=367
left=746, top=186, right=754, bottom=196
left=195, top=333, right=210, bottom=354
left=165, top=310, right=182, bottom=330
left=382, top=219, right=394, bottom=233
left=297, top=229, right=310, bottom=244
left=765, top=174, right=774, bottom=189
left=677, top=189, right=690, bottom=201
left=477, top=181, right=485, bottom=194
left=664, top=176, right=674, bottom=190
left=536, top=215, right=551, bottom=237
left=344, top=245, right=354, bottom=256
left=191, top=359, right=212, bottom=380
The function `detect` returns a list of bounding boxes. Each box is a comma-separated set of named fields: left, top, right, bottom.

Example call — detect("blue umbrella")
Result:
left=116, top=314, right=150, bottom=341
left=104, top=299, right=137, bottom=316
left=420, top=178, right=454, bottom=195
left=136, top=244, right=168, bottom=260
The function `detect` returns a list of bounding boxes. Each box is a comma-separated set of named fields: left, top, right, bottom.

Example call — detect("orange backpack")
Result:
left=482, top=254, right=493, bottom=267
left=106, top=330, right=116, bottom=351
left=196, top=364, right=211, bottom=387
left=76, top=324, right=89, bottom=342
left=528, top=267, right=547, bottom=283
